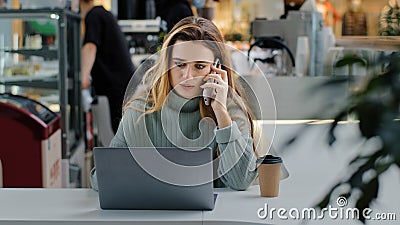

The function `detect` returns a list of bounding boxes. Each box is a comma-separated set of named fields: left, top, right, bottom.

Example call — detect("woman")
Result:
left=91, top=17, right=258, bottom=191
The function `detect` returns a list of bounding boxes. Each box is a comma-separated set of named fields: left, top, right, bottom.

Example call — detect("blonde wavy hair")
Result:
left=124, top=16, right=257, bottom=152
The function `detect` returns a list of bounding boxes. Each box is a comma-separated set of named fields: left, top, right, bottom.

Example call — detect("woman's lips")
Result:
left=180, top=84, right=195, bottom=90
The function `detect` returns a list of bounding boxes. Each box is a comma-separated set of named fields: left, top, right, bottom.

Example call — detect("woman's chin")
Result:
left=174, top=88, right=201, bottom=99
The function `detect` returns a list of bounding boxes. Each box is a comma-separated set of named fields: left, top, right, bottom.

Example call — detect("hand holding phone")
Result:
left=203, top=58, right=220, bottom=105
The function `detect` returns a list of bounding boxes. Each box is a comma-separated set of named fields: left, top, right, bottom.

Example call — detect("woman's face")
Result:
left=169, top=41, right=215, bottom=99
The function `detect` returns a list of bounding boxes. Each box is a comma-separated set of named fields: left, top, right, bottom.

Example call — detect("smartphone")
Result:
left=203, top=58, right=220, bottom=105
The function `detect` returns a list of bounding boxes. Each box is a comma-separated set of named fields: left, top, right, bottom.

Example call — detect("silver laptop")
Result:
left=93, top=147, right=215, bottom=210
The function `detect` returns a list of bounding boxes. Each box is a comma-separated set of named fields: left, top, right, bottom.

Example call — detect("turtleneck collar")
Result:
left=165, top=90, right=200, bottom=113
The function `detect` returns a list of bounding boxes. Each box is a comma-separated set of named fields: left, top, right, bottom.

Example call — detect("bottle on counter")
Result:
left=295, top=36, right=310, bottom=77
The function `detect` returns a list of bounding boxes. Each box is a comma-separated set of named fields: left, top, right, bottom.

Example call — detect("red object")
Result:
left=0, top=96, right=60, bottom=187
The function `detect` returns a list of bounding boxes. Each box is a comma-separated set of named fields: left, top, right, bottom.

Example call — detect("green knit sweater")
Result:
left=90, top=90, right=257, bottom=191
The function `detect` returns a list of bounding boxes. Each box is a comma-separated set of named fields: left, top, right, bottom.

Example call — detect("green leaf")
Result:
left=355, top=100, right=386, bottom=138
left=375, top=161, right=392, bottom=175
left=379, top=121, right=400, bottom=159
left=347, top=149, right=384, bottom=189
left=356, top=178, right=379, bottom=223
left=396, top=159, right=400, bottom=168
left=328, top=110, right=348, bottom=146
left=364, top=75, right=390, bottom=93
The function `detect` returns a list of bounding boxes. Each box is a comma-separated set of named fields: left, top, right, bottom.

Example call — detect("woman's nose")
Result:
left=182, top=66, right=193, bottom=79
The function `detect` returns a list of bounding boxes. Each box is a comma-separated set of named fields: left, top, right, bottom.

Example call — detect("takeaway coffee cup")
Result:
left=257, top=155, right=282, bottom=197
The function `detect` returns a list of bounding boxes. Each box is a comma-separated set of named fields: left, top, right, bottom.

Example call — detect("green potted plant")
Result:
left=313, top=52, right=400, bottom=223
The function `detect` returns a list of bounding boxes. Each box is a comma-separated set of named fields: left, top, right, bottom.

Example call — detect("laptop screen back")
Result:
left=93, top=147, right=214, bottom=210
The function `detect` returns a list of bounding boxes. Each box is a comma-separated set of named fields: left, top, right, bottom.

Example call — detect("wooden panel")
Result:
left=336, top=36, right=400, bottom=51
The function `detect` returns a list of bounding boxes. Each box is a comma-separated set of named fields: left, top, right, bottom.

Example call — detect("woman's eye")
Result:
left=175, top=62, right=185, bottom=67
left=195, top=64, right=206, bottom=69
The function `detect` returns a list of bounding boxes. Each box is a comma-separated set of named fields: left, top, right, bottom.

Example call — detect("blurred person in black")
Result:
left=80, top=0, right=135, bottom=133
left=155, top=0, right=194, bottom=32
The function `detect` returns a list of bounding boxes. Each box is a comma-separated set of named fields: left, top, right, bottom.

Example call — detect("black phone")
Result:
left=203, top=58, right=220, bottom=105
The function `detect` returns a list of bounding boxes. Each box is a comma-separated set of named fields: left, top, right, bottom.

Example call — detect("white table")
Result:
left=0, top=185, right=331, bottom=225
left=0, top=186, right=272, bottom=225
left=1, top=123, right=398, bottom=225
left=0, top=187, right=201, bottom=225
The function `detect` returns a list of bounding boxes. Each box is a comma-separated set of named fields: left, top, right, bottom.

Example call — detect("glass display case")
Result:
left=0, top=9, right=83, bottom=160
